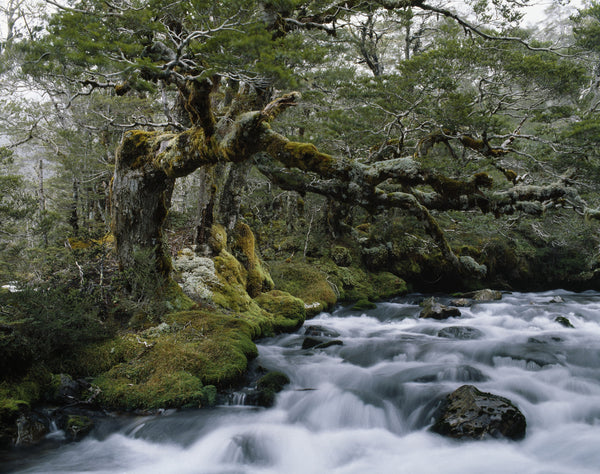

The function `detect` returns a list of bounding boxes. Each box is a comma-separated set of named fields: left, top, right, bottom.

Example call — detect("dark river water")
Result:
left=7, top=291, right=600, bottom=473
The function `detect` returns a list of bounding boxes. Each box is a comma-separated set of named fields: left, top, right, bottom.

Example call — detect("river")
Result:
left=8, top=290, right=600, bottom=473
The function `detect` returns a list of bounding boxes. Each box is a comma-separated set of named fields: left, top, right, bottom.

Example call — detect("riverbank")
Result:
left=5, top=290, right=600, bottom=473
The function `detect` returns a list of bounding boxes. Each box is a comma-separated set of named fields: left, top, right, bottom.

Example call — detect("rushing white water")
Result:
left=9, top=290, right=600, bottom=474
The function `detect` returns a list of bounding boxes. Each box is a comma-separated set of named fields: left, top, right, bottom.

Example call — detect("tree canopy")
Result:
left=1, top=0, right=600, bottom=287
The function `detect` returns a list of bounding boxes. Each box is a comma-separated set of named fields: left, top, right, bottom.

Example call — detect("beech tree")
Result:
left=12, top=0, right=600, bottom=286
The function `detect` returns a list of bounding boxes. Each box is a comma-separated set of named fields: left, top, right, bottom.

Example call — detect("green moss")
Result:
left=161, top=279, right=196, bottom=312
left=267, top=140, right=336, bottom=176
left=255, top=290, right=306, bottom=332
left=117, top=130, right=157, bottom=170
left=212, top=250, right=251, bottom=310
left=209, top=224, right=227, bottom=254
left=66, top=335, right=142, bottom=377
left=352, top=299, right=377, bottom=310
left=331, top=245, right=353, bottom=266
left=232, top=222, right=274, bottom=297
left=315, top=261, right=407, bottom=303
left=90, top=308, right=267, bottom=410
left=65, top=415, right=94, bottom=440
left=256, top=371, right=290, bottom=392
left=269, top=261, right=338, bottom=316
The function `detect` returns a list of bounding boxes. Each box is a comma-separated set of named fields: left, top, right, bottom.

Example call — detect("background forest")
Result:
left=2, top=0, right=600, bottom=447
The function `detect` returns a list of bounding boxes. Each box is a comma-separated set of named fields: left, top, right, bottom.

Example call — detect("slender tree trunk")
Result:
left=69, top=178, right=79, bottom=234
left=37, top=159, right=48, bottom=246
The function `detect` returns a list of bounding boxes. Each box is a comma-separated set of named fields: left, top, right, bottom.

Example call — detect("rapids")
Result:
left=7, top=290, right=600, bottom=473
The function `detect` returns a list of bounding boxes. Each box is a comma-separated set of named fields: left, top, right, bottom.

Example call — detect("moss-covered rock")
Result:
left=254, top=371, right=290, bottom=407
left=0, top=366, right=53, bottom=447
left=254, top=290, right=306, bottom=332
left=64, top=415, right=94, bottom=441
left=352, top=299, right=377, bottom=310
left=269, top=261, right=338, bottom=316
left=91, top=309, right=260, bottom=410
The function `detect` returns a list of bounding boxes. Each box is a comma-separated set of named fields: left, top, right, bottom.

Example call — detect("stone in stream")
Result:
left=302, top=336, right=343, bottom=350
left=62, top=415, right=94, bottom=442
left=449, top=298, right=471, bottom=307
left=249, top=371, right=290, bottom=408
left=430, top=385, right=526, bottom=440
left=15, top=412, right=49, bottom=447
left=438, top=326, right=484, bottom=340
left=304, top=325, right=340, bottom=338
left=555, top=316, right=574, bottom=328
left=419, top=297, right=461, bottom=320
left=463, top=289, right=502, bottom=301
left=302, top=336, right=323, bottom=349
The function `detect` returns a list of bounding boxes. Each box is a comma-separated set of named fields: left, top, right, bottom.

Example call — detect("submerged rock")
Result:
left=431, top=385, right=526, bottom=440
left=302, top=337, right=323, bottom=349
left=449, top=298, right=471, bottom=307
left=438, top=326, right=484, bottom=340
left=420, top=297, right=461, bottom=320
left=314, top=340, right=343, bottom=349
left=253, top=372, right=290, bottom=407
left=352, top=299, right=377, bottom=311
left=555, top=316, right=574, bottom=328
left=464, top=289, right=502, bottom=301
left=304, top=325, right=340, bottom=338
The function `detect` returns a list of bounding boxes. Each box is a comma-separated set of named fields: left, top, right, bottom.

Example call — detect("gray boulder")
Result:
left=420, top=297, right=461, bottom=320
left=431, top=385, right=526, bottom=440
left=438, top=326, right=484, bottom=340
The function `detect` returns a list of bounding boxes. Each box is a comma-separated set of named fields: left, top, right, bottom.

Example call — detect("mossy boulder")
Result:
left=254, top=371, right=290, bottom=407
left=0, top=398, right=28, bottom=447
left=63, top=415, right=94, bottom=441
left=269, top=261, right=338, bottom=316
left=0, top=366, right=53, bottom=447
left=254, top=290, right=306, bottom=333
left=352, top=299, right=377, bottom=311
left=90, top=310, right=259, bottom=410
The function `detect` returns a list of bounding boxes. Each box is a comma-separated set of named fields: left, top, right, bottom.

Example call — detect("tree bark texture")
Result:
left=110, top=88, right=589, bottom=280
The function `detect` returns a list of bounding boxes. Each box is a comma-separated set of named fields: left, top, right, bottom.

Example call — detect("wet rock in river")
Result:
left=314, top=340, right=343, bottom=349
left=15, top=412, right=48, bottom=447
left=62, top=415, right=94, bottom=442
left=302, top=337, right=323, bottom=349
left=438, top=326, right=484, bottom=340
left=464, top=289, right=502, bottom=301
left=304, top=325, right=340, bottom=338
left=431, top=384, right=526, bottom=440
left=555, top=316, right=574, bottom=328
left=302, top=336, right=343, bottom=350
left=449, top=298, right=471, bottom=307
left=419, top=297, right=461, bottom=320
left=250, top=371, right=290, bottom=408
